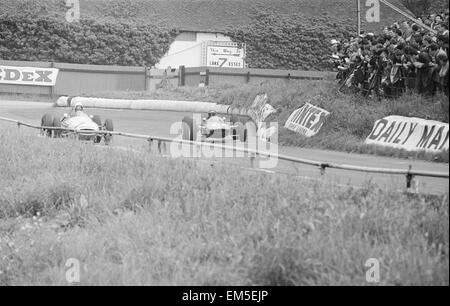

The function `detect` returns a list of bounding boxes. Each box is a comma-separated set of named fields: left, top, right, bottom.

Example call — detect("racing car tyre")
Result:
left=104, top=119, right=114, bottom=132
left=104, top=118, right=114, bottom=145
left=41, top=113, right=54, bottom=137
left=182, top=116, right=198, bottom=141
left=52, top=117, right=62, bottom=138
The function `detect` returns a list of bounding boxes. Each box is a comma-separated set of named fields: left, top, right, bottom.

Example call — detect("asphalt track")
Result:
left=1, top=100, right=448, bottom=195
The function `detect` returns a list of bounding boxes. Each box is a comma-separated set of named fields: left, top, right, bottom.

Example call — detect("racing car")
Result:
left=40, top=102, right=114, bottom=144
left=181, top=111, right=248, bottom=143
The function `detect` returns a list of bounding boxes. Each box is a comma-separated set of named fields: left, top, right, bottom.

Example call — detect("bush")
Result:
left=401, top=0, right=449, bottom=16
left=0, top=15, right=178, bottom=66
left=227, top=12, right=355, bottom=71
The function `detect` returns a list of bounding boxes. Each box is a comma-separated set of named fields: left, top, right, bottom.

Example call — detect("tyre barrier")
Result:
left=55, top=96, right=250, bottom=117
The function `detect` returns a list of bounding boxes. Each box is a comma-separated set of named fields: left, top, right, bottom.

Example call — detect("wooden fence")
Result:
left=0, top=60, right=336, bottom=97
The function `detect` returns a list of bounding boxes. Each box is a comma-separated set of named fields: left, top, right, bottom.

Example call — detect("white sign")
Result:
left=365, top=116, right=449, bottom=153
left=248, top=94, right=276, bottom=123
left=0, top=65, right=59, bottom=86
left=284, top=103, right=330, bottom=137
left=206, top=45, right=245, bottom=68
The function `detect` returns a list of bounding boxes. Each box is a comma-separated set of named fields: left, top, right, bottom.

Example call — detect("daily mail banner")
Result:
left=365, top=116, right=449, bottom=153
left=0, top=65, right=59, bottom=86
left=284, top=103, right=330, bottom=137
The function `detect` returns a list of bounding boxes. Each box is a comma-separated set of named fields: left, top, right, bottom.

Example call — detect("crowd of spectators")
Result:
left=331, top=9, right=449, bottom=98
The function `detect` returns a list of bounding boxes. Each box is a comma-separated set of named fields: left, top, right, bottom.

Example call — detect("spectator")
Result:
left=333, top=8, right=450, bottom=98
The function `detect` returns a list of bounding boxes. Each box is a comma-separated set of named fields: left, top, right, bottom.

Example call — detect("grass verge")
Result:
left=0, top=126, right=448, bottom=285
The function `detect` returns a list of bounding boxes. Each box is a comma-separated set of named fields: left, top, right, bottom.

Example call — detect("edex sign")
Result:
left=206, top=45, right=245, bottom=68
left=0, top=65, right=59, bottom=86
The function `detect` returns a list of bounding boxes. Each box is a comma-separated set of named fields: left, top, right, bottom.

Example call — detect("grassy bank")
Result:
left=88, top=80, right=449, bottom=163
left=0, top=127, right=448, bottom=285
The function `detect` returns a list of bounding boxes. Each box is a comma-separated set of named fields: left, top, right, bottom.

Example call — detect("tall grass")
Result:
left=91, top=80, right=449, bottom=163
left=0, top=126, right=448, bottom=285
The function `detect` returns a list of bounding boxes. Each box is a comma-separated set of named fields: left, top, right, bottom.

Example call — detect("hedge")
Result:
left=0, top=15, right=178, bottom=67
left=1, top=10, right=360, bottom=71
left=226, top=12, right=356, bottom=71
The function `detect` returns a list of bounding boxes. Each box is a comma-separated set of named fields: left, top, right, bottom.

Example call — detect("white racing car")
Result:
left=41, top=103, right=114, bottom=144
left=181, top=111, right=248, bottom=143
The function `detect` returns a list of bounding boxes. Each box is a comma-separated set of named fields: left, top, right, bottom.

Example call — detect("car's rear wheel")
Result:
left=52, top=117, right=62, bottom=138
left=92, top=115, right=103, bottom=143
left=94, top=135, right=102, bottom=144
left=41, top=113, right=54, bottom=137
left=182, top=116, right=198, bottom=141
left=104, top=118, right=114, bottom=145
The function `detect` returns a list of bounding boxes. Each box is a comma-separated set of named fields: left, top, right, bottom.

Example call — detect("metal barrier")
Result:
left=1, top=116, right=448, bottom=191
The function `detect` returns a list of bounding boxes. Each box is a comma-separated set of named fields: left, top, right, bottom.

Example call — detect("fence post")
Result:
left=145, top=67, right=152, bottom=92
left=320, top=163, right=329, bottom=176
left=148, top=138, right=153, bottom=153
left=249, top=153, right=256, bottom=168
left=178, top=65, right=185, bottom=87
left=157, top=140, right=162, bottom=154
left=246, top=71, right=251, bottom=83
left=162, top=141, right=167, bottom=155
left=406, top=165, right=414, bottom=191
left=199, top=69, right=209, bottom=87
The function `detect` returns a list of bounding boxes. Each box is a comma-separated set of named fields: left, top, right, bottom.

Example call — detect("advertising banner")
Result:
left=365, top=116, right=449, bottom=153
left=284, top=103, right=330, bottom=137
left=248, top=94, right=276, bottom=123
left=0, top=65, right=59, bottom=86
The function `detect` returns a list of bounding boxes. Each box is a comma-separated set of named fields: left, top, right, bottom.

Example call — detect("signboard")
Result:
left=248, top=94, right=276, bottom=123
left=206, top=44, right=245, bottom=68
left=284, top=103, right=330, bottom=137
left=365, top=116, right=449, bottom=153
left=0, top=65, right=59, bottom=86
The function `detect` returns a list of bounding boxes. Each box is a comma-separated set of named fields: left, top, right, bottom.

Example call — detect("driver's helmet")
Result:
left=207, top=110, right=217, bottom=118
left=74, top=102, right=83, bottom=112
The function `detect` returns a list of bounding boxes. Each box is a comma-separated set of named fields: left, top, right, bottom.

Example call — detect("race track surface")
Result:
left=1, top=100, right=448, bottom=195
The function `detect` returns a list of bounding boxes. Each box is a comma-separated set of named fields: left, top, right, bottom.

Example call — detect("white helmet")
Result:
left=74, top=102, right=83, bottom=111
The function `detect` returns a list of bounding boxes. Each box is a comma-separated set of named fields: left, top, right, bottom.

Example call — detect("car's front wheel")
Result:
left=52, top=117, right=62, bottom=138
left=41, top=113, right=54, bottom=137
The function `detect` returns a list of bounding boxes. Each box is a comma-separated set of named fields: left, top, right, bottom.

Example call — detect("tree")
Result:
left=401, top=0, right=431, bottom=16
left=401, top=0, right=448, bottom=16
